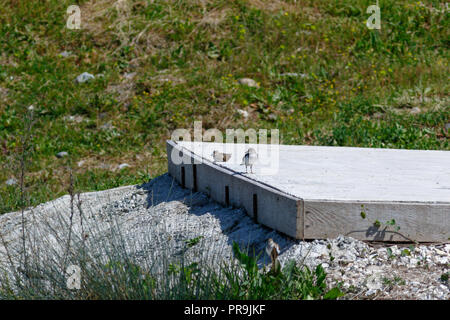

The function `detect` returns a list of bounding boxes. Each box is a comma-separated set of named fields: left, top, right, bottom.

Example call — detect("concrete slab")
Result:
left=167, top=141, right=450, bottom=242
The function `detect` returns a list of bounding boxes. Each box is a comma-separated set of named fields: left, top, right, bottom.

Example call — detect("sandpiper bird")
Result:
left=266, top=238, right=281, bottom=272
left=212, top=150, right=232, bottom=162
left=241, top=148, right=257, bottom=173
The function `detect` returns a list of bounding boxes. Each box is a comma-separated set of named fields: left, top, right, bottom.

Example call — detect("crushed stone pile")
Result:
left=0, top=174, right=448, bottom=299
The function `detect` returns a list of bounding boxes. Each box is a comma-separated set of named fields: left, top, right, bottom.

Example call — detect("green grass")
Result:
left=0, top=0, right=449, bottom=214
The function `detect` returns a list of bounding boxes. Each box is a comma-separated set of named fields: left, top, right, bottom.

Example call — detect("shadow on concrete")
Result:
left=136, top=173, right=297, bottom=266
left=345, top=226, right=413, bottom=242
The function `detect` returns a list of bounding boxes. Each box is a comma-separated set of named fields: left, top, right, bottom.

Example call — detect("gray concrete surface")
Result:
left=167, top=141, right=450, bottom=242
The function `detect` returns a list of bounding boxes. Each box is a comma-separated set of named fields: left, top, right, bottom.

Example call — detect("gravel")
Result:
left=56, top=151, right=69, bottom=158
left=238, top=78, right=259, bottom=88
left=5, top=178, right=17, bottom=186
left=76, top=72, right=95, bottom=83
left=279, top=73, right=308, bottom=78
left=58, top=51, right=72, bottom=58
left=237, top=109, right=249, bottom=118
left=0, top=173, right=448, bottom=300
left=118, top=163, right=131, bottom=170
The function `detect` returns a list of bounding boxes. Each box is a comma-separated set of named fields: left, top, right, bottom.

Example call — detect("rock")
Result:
left=280, top=73, right=307, bottom=78
left=309, top=243, right=328, bottom=259
left=63, top=115, right=85, bottom=123
left=410, top=107, right=421, bottom=114
left=445, top=123, right=450, bottom=131
left=118, top=163, right=131, bottom=170
left=151, top=74, right=185, bottom=84
left=58, top=51, right=72, bottom=58
left=390, top=245, right=401, bottom=256
left=433, top=256, right=448, bottom=265
left=365, top=289, right=378, bottom=296
left=5, top=178, right=17, bottom=186
left=56, top=151, right=68, bottom=158
left=237, top=109, right=249, bottom=118
left=76, top=72, right=95, bottom=83
left=123, top=72, right=136, bottom=80
left=99, top=122, right=115, bottom=130
left=408, top=258, right=418, bottom=268
left=433, top=248, right=447, bottom=256
left=365, top=267, right=383, bottom=291
left=238, top=78, right=259, bottom=88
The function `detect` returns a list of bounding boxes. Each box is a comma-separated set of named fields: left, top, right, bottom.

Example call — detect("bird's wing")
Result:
left=240, top=154, right=246, bottom=165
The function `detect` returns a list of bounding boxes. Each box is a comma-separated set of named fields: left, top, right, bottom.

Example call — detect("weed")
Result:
left=360, top=205, right=366, bottom=219
left=185, top=236, right=204, bottom=248
left=382, top=276, right=405, bottom=287
left=229, top=242, right=344, bottom=300
left=373, top=220, right=381, bottom=228
left=400, top=249, right=411, bottom=257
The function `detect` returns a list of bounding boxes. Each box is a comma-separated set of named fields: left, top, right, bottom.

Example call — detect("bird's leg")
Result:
left=250, top=165, right=253, bottom=174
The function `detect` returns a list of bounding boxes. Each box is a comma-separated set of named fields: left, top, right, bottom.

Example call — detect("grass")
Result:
left=0, top=0, right=449, bottom=214
left=0, top=192, right=343, bottom=300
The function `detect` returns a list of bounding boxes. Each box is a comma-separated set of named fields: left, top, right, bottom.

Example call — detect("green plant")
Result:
left=386, top=247, right=395, bottom=259
left=360, top=205, right=366, bottom=219
left=185, top=236, right=204, bottom=248
left=386, top=219, right=401, bottom=231
left=228, top=242, right=344, bottom=300
left=382, top=276, right=405, bottom=287
left=400, top=249, right=411, bottom=257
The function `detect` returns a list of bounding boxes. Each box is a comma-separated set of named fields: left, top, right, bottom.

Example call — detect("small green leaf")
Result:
left=387, top=219, right=396, bottom=225
left=323, top=287, right=344, bottom=300
left=401, top=249, right=410, bottom=256
left=185, top=236, right=204, bottom=248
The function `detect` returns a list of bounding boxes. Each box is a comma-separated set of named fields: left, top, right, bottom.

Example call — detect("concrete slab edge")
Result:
left=166, top=140, right=450, bottom=242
